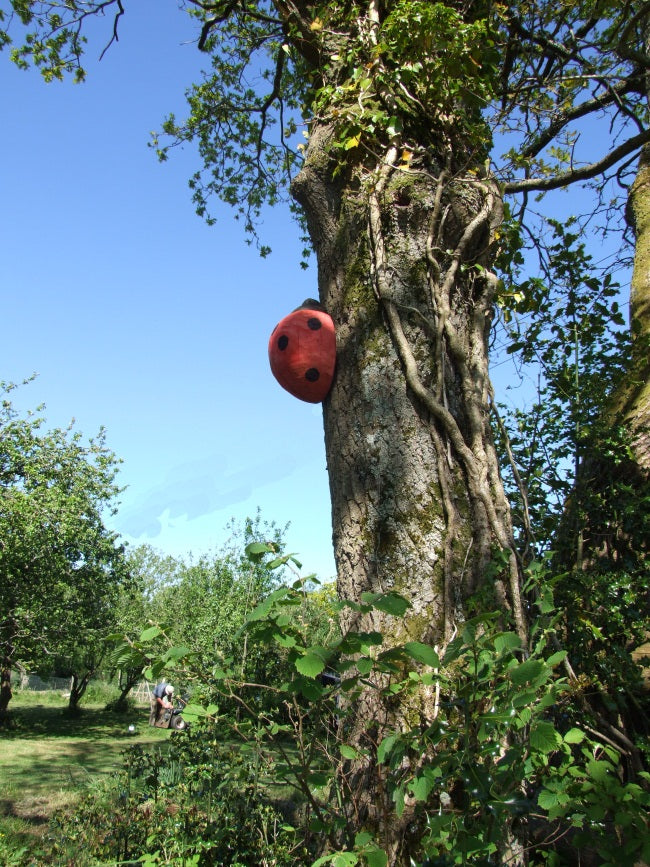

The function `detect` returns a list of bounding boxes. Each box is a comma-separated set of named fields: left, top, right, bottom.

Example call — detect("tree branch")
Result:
left=98, top=0, right=124, bottom=61
left=518, top=78, right=643, bottom=162
left=504, top=128, right=650, bottom=194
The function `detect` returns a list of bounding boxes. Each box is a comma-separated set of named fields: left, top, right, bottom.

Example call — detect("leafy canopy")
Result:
left=0, top=380, right=126, bottom=674
left=1, top=0, right=646, bottom=243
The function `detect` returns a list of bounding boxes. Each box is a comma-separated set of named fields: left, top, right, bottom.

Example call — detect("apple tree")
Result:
left=0, top=381, right=127, bottom=718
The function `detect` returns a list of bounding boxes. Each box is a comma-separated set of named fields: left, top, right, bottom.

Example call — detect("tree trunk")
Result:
left=292, top=124, right=527, bottom=863
left=0, top=661, right=12, bottom=721
left=68, top=670, right=93, bottom=713
left=623, top=143, right=650, bottom=472
left=109, top=668, right=142, bottom=710
left=0, top=618, right=16, bottom=722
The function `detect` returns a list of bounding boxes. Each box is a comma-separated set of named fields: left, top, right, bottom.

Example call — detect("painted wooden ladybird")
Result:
left=268, top=299, right=336, bottom=403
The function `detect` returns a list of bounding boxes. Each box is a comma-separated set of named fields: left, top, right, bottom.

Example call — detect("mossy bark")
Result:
left=623, top=143, right=650, bottom=471
left=291, top=122, right=525, bottom=864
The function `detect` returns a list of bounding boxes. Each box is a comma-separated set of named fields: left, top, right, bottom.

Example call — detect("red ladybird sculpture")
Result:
left=268, top=299, right=336, bottom=403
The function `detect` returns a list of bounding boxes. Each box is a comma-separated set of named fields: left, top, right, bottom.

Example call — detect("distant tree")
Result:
left=108, top=516, right=290, bottom=707
left=107, top=544, right=182, bottom=710
left=153, top=514, right=288, bottom=681
left=0, top=381, right=126, bottom=719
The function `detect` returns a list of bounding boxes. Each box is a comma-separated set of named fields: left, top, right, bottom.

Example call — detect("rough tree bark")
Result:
left=624, top=144, right=650, bottom=473
left=292, top=118, right=527, bottom=862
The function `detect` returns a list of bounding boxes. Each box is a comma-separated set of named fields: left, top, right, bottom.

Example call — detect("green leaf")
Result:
left=511, top=687, right=538, bottom=709
left=410, top=772, right=435, bottom=802
left=268, top=553, right=302, bottom=569
left=139, top=626, right=163, bottom=642
left=306, top=770, right=331, bottom=788
left=546, top=650, right=567, bottom=667
left=563, top=727, right=585, bottom=744
left=181, top=703, right=208, bottom=719
left=509, top=657, right=546, bottom=686
left=403, top=641, right=440, bottom=667
left=295, top=653, right=326, bottom=678
left=247, top=597, right=273, bottom=622
left=312, top=854, right=357, bottom=867
left=377, top=733, right=398, bottom=763
left=245, top=541, right=274, bottom=562
left=365, top=848, right=388, bottom=867
left=393, top=785, right=406, bottom=817
left=360, top=591, right=411, bottom=616
left=340, top=744, right=359, bottom=760
left=163, top=645, right=191, bottom=662
left=494, top=632, right=522, bottom=654
left=356, top=656, right=373, bottom=675
left=587, top=759, right=613, bottom=782
left=274, top=632, right=298, bottom=648
left=530, top=720, right=561, bottom=754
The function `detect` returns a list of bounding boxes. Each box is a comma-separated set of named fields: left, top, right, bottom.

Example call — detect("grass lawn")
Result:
left=0, top=689, right=171, bottom=861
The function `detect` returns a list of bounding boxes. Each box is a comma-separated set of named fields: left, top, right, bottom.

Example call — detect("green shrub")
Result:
left=42, top=729, right=308, bottom=866
left=81, top=679, right=121, bottom=705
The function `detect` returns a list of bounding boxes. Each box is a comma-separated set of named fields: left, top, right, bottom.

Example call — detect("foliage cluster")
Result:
left=494, top=219, right=632, bottom=552
left=492, top=219, right=650, bottom=763
left=0, top=379, right=127, bottom=716
left=55, top=546, right=645, bottom=866
left=41, top=734, right=305, bottom=866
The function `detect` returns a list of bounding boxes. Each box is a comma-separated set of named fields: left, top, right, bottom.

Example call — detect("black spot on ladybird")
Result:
left=305, top=368, right=320, bottom=382
left=277, top=335, right=289, bottom=350
left=307, top=317, right=322, bottom=330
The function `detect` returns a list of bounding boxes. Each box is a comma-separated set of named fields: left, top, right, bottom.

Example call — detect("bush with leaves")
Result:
left=493, top=217, right=650, bottom=775
left=93, top=544, right=650, bottom=865
left=42, top=731, right=307, bottom=866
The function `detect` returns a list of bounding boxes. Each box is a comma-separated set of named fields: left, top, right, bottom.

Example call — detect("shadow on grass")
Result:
left=1, top=704, right=152, bottom=741
left=0, top=703, right=172, bottom=849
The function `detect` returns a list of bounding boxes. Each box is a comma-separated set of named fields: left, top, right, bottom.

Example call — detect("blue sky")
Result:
left=1, top=1, right=336, bottom=578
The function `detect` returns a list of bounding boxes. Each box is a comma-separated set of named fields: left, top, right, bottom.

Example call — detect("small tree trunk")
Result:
left=0, top=661, right=12, bottom=721
left=0, top=618, right=17, bottom=722
left=110, top=669, right=141, bottom=710
left=68, top=671, right=93, bottom=712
